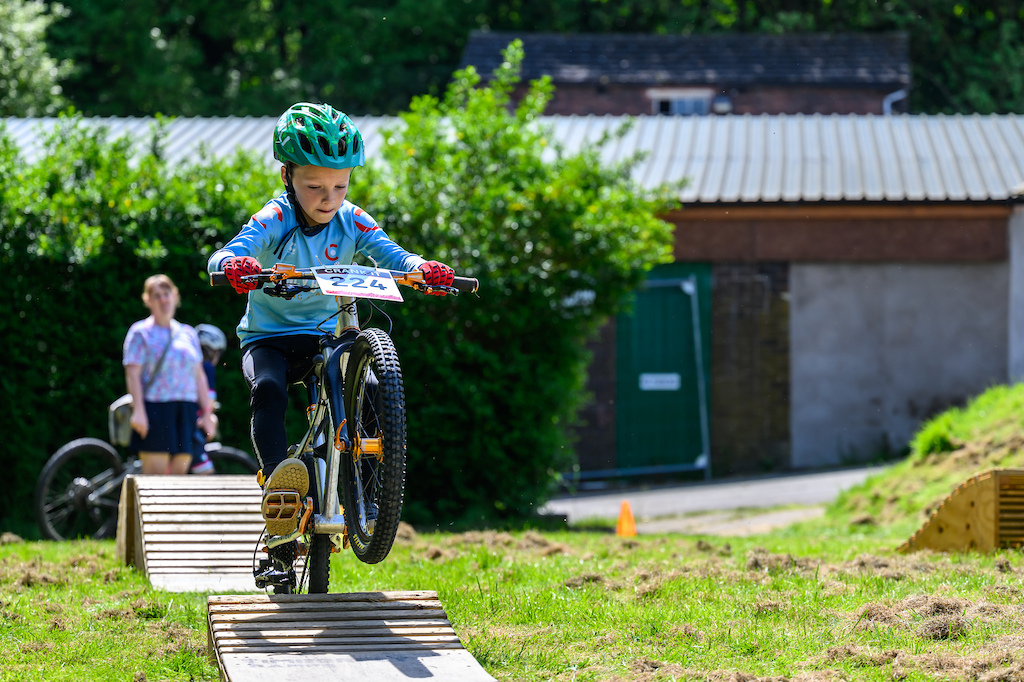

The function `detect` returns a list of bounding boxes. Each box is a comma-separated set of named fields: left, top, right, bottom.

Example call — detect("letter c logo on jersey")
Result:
left=324, top=244, right=339, bottom=261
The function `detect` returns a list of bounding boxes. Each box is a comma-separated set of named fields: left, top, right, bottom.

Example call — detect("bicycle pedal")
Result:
left=253, top=559, right=296, bottom=589
left=262, top=490, right=303, bottom=536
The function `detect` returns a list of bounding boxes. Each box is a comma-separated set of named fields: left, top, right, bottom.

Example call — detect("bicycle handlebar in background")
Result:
left=209, top=268, right=480, bottom=294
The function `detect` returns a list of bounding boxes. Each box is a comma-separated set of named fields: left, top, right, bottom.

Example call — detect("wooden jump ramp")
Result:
left=116, top=473, right=273, bottom=592
left=116, top=474, right=495, bottom=680
left=208, top=591, right=495, bottom=681
left=899, top=468, right=1024, bottom=553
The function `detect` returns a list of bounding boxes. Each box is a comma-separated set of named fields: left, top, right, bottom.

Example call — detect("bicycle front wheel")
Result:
left=34, top=438, right=125, bottom=541
left=341, top=328, right=407, bottom=564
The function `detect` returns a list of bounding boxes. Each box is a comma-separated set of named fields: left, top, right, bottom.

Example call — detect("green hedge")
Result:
left=0, top=118, right=279, bottom=538
left=1, top=45, right=675, bottom=536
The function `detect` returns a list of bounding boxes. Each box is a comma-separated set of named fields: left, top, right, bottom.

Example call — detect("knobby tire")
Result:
left=341, top=328, right=407, bottom=564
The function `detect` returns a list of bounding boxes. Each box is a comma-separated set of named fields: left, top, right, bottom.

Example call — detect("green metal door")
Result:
left=616, top=263, right=711, bottom=477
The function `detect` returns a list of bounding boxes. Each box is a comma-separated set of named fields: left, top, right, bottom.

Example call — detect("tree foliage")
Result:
left=0, top=0, right=71, bottom=116
left=34, top=0, right=1024, bottom=117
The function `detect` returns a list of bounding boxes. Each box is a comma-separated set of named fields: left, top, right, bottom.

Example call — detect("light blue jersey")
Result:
left=208, top=193, right=425, bottom=347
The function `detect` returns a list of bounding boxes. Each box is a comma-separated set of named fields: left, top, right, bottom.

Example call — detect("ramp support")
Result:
left=898, top=468, right=1024, bottom=553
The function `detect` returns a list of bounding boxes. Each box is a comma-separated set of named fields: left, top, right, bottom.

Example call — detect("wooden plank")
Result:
left=142, top=524, right=265, bottom=533
left=115, top=475, right=138, bottom=566
left=212, top=621, right=451, bottom=634
left=214, top=635, right=464, bottom=647
left=142, top=513, right=263, bottom=522
left=138, top=499, right=260, bottom=509
left=143, top=534, right=263, bottom=543
left=146, top=544, right=260, bottom=553
left=208, top=591, right=496, bottom=681
left=208, top=610, right=451, bottom=625
left=209, top=591, right=439, bottom=605
left=151, top=573, right=259, bottom=593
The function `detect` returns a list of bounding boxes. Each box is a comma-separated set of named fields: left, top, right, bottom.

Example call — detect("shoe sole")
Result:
left=262, top=460, right=310, bottom=536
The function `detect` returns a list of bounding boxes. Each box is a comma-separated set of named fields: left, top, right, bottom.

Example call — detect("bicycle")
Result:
left=35, top=433, right=258, bottom=542
left=210, top=263, right=477, bottom=594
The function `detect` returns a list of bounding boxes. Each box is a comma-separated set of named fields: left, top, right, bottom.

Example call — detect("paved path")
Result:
left=540, top=466, right=884, bottom=526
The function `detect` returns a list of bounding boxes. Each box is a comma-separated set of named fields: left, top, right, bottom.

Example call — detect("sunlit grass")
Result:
left=4, top=521, right=1022, bottom=681
left=8, top=382, right=1024, bottom=681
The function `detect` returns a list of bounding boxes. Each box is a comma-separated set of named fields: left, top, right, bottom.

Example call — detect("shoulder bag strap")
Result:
left=143, top=322, right=181, bottom=391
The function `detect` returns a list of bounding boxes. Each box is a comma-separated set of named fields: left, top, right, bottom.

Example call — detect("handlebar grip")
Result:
left=453, top=276, right=479, bottom=294
left=210, top=268, right=276, bottom=287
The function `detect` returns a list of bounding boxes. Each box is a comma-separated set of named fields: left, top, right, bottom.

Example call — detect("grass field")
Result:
left=5, top=384, right=1024, bottom=681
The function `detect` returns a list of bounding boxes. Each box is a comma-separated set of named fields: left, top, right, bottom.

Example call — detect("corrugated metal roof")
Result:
left=5, top=113, right=1024, bottom=204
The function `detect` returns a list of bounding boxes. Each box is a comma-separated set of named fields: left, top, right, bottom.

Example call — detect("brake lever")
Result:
left=411, top=282, right=459, bottom=296
left=265, top=282, right=316, bottom=300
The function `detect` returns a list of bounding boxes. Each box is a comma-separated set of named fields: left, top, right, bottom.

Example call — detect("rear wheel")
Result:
left=205, top=445, right=259, bottom=474
left=341, top=328, right=407, bottom=564
left=306, top=535, right=332, bottom=593
left=34, top=438, right=124, bottom=541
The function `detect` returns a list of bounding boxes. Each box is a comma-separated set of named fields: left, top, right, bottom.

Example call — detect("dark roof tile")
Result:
left=460, top=31, right=910, bottom=87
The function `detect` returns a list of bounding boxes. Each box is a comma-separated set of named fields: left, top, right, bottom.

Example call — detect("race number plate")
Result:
left=311, top=266, right=404, bottom=302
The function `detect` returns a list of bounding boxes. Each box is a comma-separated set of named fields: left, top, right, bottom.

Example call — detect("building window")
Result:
left=655, top=98, right=709, bottom=116
left=647, top=88, right=714, bottom=116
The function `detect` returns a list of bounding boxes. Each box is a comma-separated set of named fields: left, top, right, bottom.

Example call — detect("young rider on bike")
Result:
left=207, top=102, right=455, bottom=541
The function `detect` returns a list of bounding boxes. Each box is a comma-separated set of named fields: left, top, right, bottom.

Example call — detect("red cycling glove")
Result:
left=419, top=261, right=454, bottom=296
left=223, top=256, right=262, bottom=294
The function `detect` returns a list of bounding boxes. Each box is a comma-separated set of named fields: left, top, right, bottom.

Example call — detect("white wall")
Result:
left=1009, top=207, right=1024, bottom=382
left=790, top=262, right=1009, bottom=468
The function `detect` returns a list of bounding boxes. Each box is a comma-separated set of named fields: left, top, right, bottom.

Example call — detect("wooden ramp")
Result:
left=116, top=474, right=270, bottom=592
left=207, top=591, right=496, bottom=681
left=898, top=468, right=1024, bottom=553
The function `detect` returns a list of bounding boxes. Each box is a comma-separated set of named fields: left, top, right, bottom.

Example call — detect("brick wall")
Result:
left=512, top=83, right=894, bottom=115
left=729, top=86, right=896, bottom=115
left=571, top=321, right=617, bottom=473
left=710, top=263, right=791, bottom=476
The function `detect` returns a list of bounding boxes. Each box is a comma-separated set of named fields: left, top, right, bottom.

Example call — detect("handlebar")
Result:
left=210, top=264, right=479, bottom=295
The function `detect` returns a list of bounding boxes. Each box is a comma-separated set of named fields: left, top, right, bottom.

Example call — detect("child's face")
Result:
left=283, top=164, right=353, bottom=225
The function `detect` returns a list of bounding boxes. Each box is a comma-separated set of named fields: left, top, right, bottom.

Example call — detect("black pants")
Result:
left=241, top=334, right=321, bottom=474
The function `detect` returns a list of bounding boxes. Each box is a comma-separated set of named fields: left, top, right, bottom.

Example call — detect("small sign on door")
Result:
left=639, top=373, right=682, bottom=391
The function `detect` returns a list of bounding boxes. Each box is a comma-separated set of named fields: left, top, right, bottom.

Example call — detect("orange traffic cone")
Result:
left=616, top=500, right=637, bottom=537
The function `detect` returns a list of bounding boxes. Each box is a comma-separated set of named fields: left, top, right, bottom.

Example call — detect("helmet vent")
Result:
left=353, top=136, right=360, bottom=154
left=317, top=136, right=331, bottom=156
left=298, top=135, right=313, bottom=153
left=338, top=138, right=348, bottom=156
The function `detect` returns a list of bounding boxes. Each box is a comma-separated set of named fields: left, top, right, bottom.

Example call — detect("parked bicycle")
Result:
left=35, top=429, right=258, bottom=542
left=210, top=263, right=477, bottom=594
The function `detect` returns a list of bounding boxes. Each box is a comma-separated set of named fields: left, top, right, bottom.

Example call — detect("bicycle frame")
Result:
left=291, top=296, right=360, bottom=545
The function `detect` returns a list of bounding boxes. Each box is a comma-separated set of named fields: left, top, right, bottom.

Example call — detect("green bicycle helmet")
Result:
left=273, top=102, right=364, bottom=169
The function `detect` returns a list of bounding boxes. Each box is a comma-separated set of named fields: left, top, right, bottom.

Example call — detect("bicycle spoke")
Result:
left=46, top=504, right=75, bottom=526
left=43, top=492, right=74, bottom=511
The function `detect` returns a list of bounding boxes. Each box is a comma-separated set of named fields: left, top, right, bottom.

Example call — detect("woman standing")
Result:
left=123, top=274, right=216, bottom=474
